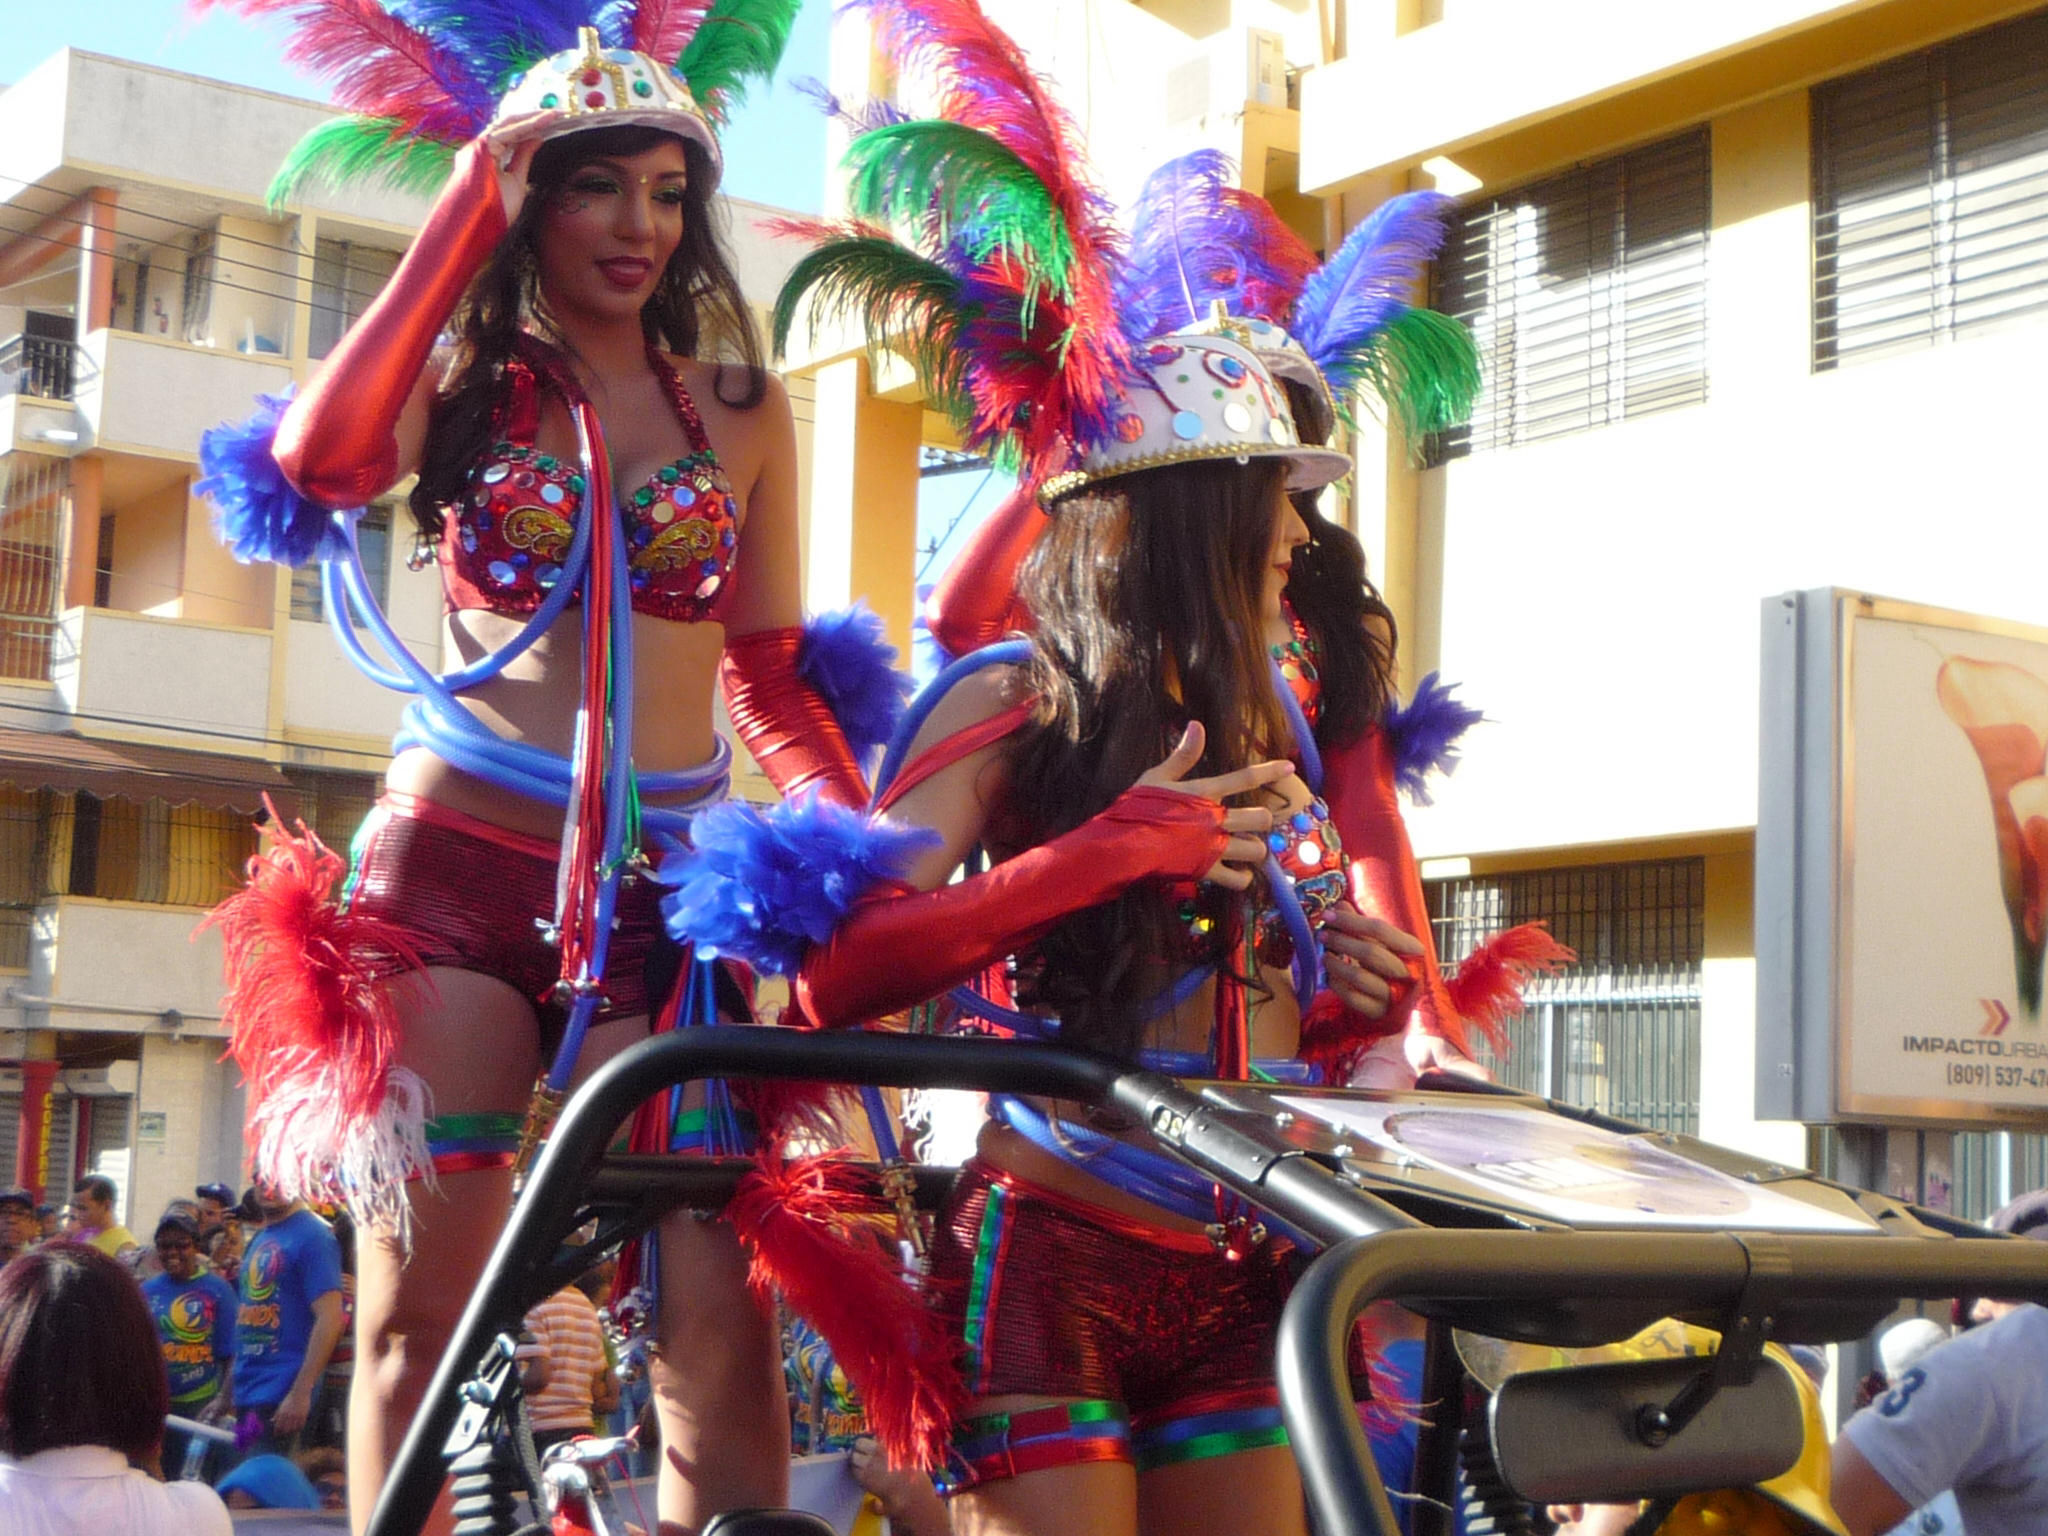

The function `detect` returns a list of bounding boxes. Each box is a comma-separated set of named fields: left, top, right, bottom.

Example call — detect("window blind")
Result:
left=1430, top=129, right=1711, bottom=462
left=1814, top=9, right=2048, bottom=369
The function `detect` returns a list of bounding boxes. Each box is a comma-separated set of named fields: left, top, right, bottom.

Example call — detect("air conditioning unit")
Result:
left=1165, top=27, right=1290, bottom=131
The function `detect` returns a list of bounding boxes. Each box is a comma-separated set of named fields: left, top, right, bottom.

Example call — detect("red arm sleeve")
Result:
left=794, top=785, right=1229, bottom=1028
left=1320, top=726, right=1468, bottom=1054
left=922, top=484, right=1044, bottom=658
left=721, top=627, right=874, bottom=810
left=272, top=141, right=508, bottom=506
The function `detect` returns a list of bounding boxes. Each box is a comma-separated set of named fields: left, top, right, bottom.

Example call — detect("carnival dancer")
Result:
left=921, top=144, right=1573, bottom=1089
left=659, top=6, right=1567, bottom=1528
left=192, top=4, right=903, bottom=1529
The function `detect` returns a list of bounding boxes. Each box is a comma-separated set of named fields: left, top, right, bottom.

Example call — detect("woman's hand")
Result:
left=1319, top=901, right=1424, bottom=1017
left=1136, top=720, right=1291, bottom=891
left=479, top=113, right=558, bottom=224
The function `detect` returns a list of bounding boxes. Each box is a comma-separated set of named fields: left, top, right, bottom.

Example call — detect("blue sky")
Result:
left=0, top=0, right=832, bottom=213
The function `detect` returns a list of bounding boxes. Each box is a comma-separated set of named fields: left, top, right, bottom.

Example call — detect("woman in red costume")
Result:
left=718, top=9, right=1570, bottom=1524
left=196, top=6, right=867, bottom=1530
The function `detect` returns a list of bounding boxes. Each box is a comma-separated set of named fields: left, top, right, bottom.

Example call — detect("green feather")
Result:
left=843, top=120, right=1076, bottom=304
left=1341, top=307, right=1483, bottom=443
left=771, top=235, right=973, bottom=423
left=677, top=0, right=804, bottom=123
left=267, top=116, right=455, bottom=210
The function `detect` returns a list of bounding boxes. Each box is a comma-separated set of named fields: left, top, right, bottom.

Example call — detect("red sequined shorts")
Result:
left=341, top=792, right=673, bottom=1037
left=929, top=1158, right=1295, bottom=1424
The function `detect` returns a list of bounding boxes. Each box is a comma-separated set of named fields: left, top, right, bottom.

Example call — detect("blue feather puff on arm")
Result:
left=1382, top=673, right=1484, bottom=806
left=195, top=390, right=339, bottom=568
left=799, top=603, right=915, bottom=763
left=654, top=794, right=941, bottom=977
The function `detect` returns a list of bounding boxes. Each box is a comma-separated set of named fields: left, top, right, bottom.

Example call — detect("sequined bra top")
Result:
left=440, top=341, right=740, bottom=622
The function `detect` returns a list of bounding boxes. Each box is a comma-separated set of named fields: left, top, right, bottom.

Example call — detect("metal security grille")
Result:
left=1814, top=10, right=2048, bottom=369
left=0, top=454, right=65, bottom=684
left=1428, top=130, right=1711, bottom=462
left=1952, top=1129, right=2048, bottom=1221
left=1427, top=857, right=1705, bottom=1133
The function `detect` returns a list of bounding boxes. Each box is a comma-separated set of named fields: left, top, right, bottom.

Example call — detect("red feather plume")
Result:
left=203, top=803, right=425, bottom=1144
left=631, top=0, right=715, bottom=61
left=1444, top=922, right=1575, bottom=1053
left=724, top=1151, right=967, bottom=1470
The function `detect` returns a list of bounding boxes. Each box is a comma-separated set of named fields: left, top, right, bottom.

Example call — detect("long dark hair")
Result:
left=411, top=125, right=768, bottom=539
left=1009, top=458, right=1291, bottom=1060
left=0, top=1244, right=168, bottom=1461
left=1276, top=376, right=1398, bottom=747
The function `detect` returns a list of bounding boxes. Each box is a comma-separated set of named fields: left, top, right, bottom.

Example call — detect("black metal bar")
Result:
left=1278, top=1227, right=2048, bottom=1536
left=365, top=1027, right=1127, bottom=1536
left=1409, top=1319, right=1467, bottom=1536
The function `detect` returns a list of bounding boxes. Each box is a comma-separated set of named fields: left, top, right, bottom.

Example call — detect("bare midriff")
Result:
left=978, top=950, right=1303, bottom=1232
left=385, top=607, right=729, bottom=839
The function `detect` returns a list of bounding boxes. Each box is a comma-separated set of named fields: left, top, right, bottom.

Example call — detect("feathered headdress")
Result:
left=194, top=0, right=803, bottom=206
left=1120, top=149, right=1479, bottom=440
left=768, top=0, right=1131, bottom=489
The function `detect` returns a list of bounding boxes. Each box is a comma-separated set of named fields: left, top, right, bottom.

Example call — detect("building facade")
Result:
left=797, top=0, right=2048, bottom=1216
left=0, top=49, right=809, bottom=1231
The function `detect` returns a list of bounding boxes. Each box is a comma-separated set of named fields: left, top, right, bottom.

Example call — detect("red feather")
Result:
left=1444, top=923, right=1575, bottom=1053
left=197, top=0, right=480, bottom=139
left=631, top=0, right=715, bottom=61
left=724, top=1152, right=966, bottom=1469
left=203, top=803, right=425, bottom=1143
left=860, top=0, right=1130, bottom=436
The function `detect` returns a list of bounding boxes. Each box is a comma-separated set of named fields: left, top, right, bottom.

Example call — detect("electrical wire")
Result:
left=913, top=465, right=995, bottom=584
left=0, top=694, right=391, bottom=770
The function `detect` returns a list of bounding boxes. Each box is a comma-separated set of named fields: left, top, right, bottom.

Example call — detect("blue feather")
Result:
left=1116, top=150, right=1314, bottom=345
left=1291, top=192, right=1458, bottom=372
left=391, top=0, right=598, bottom=92
left=654, top=794, right=939, bottom=975
left=791, top=75, right=911, bottom=133
left=195, top=391, right=339, bottom=568
left=799, top=603, right=914, bottom=763
left=1381, top=673, right=1483, bottom=806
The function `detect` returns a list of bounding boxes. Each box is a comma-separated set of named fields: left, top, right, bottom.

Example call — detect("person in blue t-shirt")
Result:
left=143, top=1213, right=240, bottom=1477
left=233, top=1191, right=344, bottom=1454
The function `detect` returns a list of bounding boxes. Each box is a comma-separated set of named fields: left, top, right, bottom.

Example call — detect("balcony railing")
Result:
left=0, top=335, right=78, bottom=402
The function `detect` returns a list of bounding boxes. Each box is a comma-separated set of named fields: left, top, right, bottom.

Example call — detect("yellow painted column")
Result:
left=804, top=356, right=920, bottom=657
left=1698, top=843, right=1807, bottom=1165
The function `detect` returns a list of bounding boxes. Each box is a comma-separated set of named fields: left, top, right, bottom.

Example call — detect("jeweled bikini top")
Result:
left=441, top=339, right=739, bottom=621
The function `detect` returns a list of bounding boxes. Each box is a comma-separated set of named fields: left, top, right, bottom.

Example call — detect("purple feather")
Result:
left=654, top=794, right=939, bottom=975
left=1116, top=150, right=1315, bottom=345
left=196, top=391, right=339, bottom=568
left=1381, top=672, right=1483, bottom=806
left=799, top=603, right=914, bottom=763
left=791, top=74, right=911, bottom=133
left=1291, top=192, right=1457, bottom=376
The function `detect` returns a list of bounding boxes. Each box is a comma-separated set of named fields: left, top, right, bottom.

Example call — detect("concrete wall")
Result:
left=104, top=479, right=185, bottom=617
left=54, top=52, right=430, bottom=231
left=78, top=329, right=293, bottom=460
left=130, top=1035, right=244, bottom=1238
left=31, top=897, right=229, bottom=1032
left=53, top=607, right=271, bottom=749
left=1402, top=89, right=2048, bottom=866
left=282, top=545, right=443, bottom=745
left=179, top=484, right=274, bottom=630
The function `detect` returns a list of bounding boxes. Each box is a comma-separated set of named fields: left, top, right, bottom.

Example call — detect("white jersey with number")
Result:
left=1843, top=1304, right=2048, bottom=1536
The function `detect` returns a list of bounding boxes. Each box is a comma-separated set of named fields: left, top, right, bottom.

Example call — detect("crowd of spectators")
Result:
left=0, top=1175, right=351, bottom=1528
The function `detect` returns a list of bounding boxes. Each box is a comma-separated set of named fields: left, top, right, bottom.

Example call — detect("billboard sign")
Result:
left=1758, top=589, right=2048, bottom=1127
